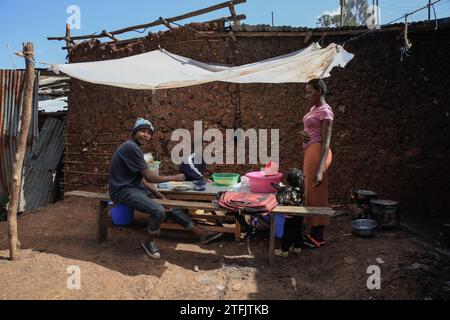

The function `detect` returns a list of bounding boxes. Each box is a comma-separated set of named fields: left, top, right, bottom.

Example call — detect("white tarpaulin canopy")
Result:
left=51, top=43, right=354, bottom=90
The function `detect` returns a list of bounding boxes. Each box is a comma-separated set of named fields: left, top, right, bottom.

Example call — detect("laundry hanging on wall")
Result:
left=50, top=43, right=354, bottom=90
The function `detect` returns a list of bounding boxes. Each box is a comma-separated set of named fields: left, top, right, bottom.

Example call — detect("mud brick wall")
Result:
left=66, top=23, right=450, bottom=219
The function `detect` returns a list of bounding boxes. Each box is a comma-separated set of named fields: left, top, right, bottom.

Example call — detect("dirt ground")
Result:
left=1, top=197, right=449, bottom=300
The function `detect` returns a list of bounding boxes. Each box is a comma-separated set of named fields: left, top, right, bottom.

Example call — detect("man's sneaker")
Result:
left=200, top=232, right=223, bottom=244
left=141, top=240, right=161, bottom=259
left=289, top=246, right=302, bottom=254
left=274, top=249, right=289, bottom=257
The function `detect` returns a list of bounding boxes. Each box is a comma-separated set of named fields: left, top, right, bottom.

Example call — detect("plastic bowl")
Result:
left=212, top=173, right=240, bottom=186
left=351, top=219, right=378, bottom=237
left=245, top=171, right=283, bottom=193
left=172, top=184, right=192, bottom=192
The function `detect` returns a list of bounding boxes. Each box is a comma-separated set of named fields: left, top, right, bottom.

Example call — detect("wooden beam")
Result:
left=64, top=191, right=335, bottom=216
left=65, top=23, right=73, bottom=49
left=48, top=0, right=247, bottom=41
left=203, top=14, right=246, bottom=24
left=159, top=17, right=174, bottom=30
left=8, top=42, right=36, bottom=261
left=269, top=214, right=276, bottom=265
left=161, top=223, right=235, bottom=234
left=101, top=30, right=119, bottom=41
left=228, top=2, right=237, bottom=17
left=65, top=191, right=109, bottom=200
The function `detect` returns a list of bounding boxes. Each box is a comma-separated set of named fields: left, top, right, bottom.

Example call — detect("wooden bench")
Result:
left=65, top=190, right=335, bottom=265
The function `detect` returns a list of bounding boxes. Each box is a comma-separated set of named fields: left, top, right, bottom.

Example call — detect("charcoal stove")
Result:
left=350, top=189, right=378, bottom=219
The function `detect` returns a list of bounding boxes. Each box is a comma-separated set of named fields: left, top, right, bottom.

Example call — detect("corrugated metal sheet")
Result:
left=0, top=70, right=39, bottom=198
left=230, top=18, right=450, bottom=33
left=21, top=117, right=64, bottom=211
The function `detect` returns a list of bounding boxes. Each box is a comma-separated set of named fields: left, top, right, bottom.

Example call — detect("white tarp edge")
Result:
left=50, top=43, right=354, bottom=90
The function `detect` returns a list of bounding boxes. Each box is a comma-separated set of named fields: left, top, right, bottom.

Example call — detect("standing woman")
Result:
left=302, top=78, right=333, bottom=248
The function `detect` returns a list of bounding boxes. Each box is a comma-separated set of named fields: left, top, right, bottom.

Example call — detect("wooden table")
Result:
left=157, top=182, right=248, bottom=241
left=65, top=186, right=334, bottom=265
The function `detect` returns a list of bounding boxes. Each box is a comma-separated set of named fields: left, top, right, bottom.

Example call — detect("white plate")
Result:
left=172, top=185, right=192, bottom=192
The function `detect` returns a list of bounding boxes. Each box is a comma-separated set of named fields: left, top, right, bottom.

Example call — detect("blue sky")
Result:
left=1, top=0, right=449, bottom=69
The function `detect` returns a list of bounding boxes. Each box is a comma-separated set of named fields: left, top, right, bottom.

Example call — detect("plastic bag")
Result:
left=264, top=161, right=279, bottom=176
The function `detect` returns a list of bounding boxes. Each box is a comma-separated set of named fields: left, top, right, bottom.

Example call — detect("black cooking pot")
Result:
left=443, top=224, right=450, bottom=248
left=351, top=189, right=378, bottom=206
left=370, top=199, right=400, bottom=229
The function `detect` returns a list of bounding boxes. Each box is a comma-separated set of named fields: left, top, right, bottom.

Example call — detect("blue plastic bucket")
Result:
left=275, top=215, right=285, bottom=239
left=109, top=202, right=135, bottom=226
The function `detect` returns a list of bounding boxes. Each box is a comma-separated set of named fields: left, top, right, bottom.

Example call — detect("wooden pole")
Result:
left=48, top=0, right=247, bottom=41
left=340, top=0, right=344, bottom=27
left=7, top=42, right=35, bottom=261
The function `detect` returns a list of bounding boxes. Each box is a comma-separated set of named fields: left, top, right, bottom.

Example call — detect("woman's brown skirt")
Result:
left=303, top=143, right=333, bottom=227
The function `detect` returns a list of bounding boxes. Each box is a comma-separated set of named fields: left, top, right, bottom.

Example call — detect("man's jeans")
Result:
left=112, top=187, right=194, bottom=235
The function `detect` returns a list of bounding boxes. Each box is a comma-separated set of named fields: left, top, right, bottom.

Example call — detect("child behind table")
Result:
left=274, top=168, right=305, bottom=257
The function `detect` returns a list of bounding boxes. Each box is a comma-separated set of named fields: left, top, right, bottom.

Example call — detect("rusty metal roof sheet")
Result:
left=0, top=70, right=39, bottom=197
left=230, top=18, right=450, bottom=33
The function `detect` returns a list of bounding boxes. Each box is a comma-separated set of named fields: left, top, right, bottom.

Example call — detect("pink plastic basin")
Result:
left=245, top=171, right=283, bottom=193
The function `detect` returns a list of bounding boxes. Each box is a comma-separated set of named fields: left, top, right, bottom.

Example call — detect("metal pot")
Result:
left=351, top=189, right=378, bottom=206
left=351, top=219, right=378, bottom=237
left=370, top=199, right=400, bottom=229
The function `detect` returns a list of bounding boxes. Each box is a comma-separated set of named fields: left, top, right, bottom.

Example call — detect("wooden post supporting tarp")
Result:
left=7, top=42, right=35, bottom=261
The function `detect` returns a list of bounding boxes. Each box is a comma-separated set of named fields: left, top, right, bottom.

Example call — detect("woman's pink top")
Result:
left=303, top=103, right=334, bottom=150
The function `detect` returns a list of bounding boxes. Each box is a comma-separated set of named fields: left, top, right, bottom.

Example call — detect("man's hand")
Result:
left=156, top=193, right=166, bottom=200
left=301, top=130, right=311, bottom=144
left=173, top=173, right=186, bottom=182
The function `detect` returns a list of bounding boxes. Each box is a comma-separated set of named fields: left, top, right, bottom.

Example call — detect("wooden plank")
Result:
left=161, top=192, right=216, bottom=201
left=269, top=214, right=276, bottom=266
left=63, top=170, right=110, bottom=177
left=65, top=191, right=334, bottom=216
left=159, top=199, right=334, bottom=216
left=161, top=223, right=235, bottom=234
left=157, top=199, right=218, bottom=211
left=97, top=200, right=109, bottom=243
left=235, top=218, right=242, bottom=241
left=203, top=14, right=246, bottom=24
left=66, top=190, right=109, bottom=201
left=272, top=206, right=334, bottom=215
left=189, top=214, right=236, bottom=223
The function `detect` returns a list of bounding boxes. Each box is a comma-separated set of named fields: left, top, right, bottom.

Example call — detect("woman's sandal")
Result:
left=305, top=234, right=322, bottom=248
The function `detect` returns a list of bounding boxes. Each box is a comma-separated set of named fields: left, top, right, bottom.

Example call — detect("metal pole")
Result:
left=376, top=0, right=380, bottom=26
left=271, top=11, right=274, bottom=26
left=428, top=0, right=431, bottom=20
left=340, top=0, right=344, bottom=27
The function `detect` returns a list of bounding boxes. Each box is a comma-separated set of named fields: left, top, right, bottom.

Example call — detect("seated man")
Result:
left=109, top=118, right=221, bottom=260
